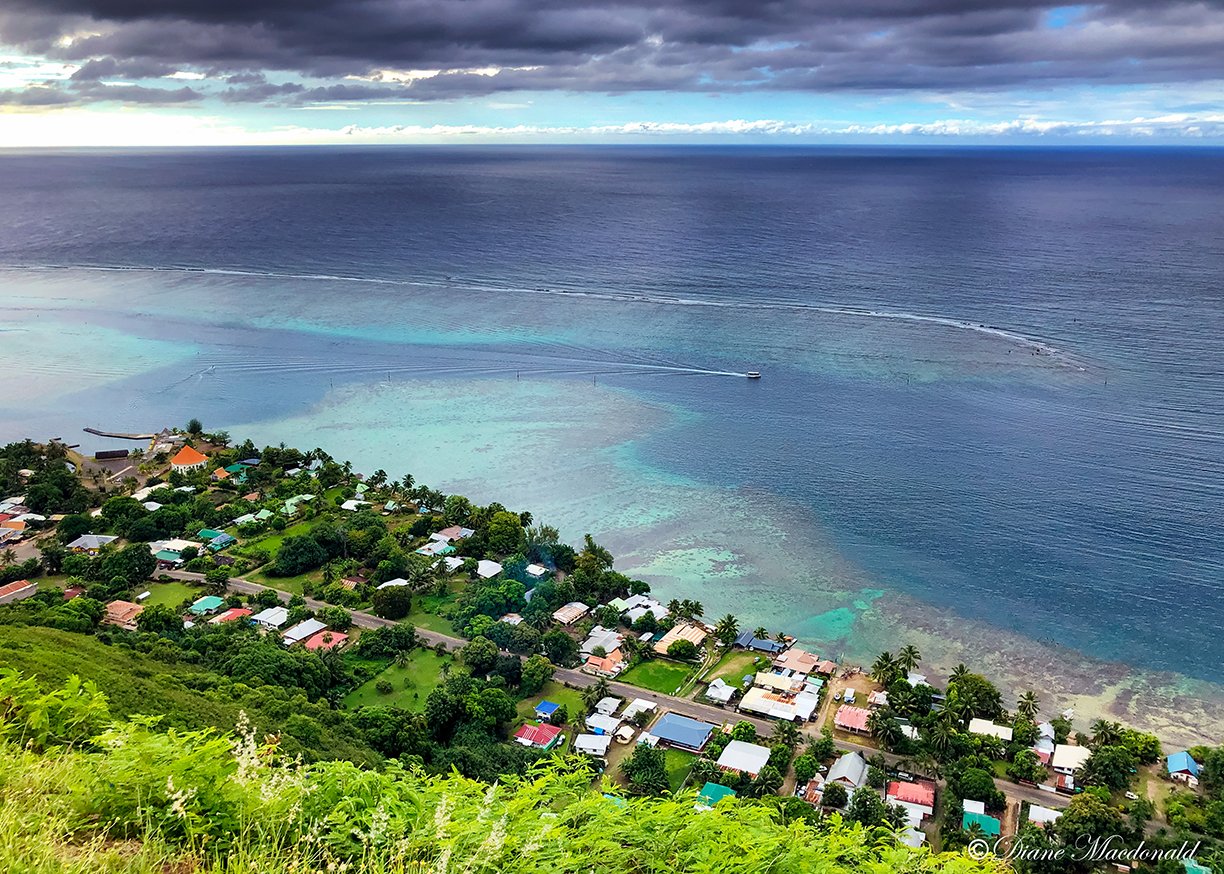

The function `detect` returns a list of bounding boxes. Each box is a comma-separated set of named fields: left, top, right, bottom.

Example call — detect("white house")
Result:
left=968, top=718, right=1014, bottom=742
left=252, top=606, right=290, bottom=629
left=283, top=618, right=328, bottom=646
left=575, top=734, right=611, bottom=757
left=1051, top=744, right=1092, bottom=775
left=716, top=740, right=772, bottom=777
left=475, top=560, right=503, bottom=579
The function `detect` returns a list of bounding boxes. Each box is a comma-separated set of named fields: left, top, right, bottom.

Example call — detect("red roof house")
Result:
left=512, top=722, right=562, bottom=750
left=834, top=705, right=872, bottom=733
left=303, top=630, right=349, bottom=651
left=887, top=781, right=936, bottom=808
left=209, top=607, right=253, bottom=624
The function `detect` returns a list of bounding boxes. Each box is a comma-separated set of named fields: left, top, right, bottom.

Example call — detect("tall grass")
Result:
left=1, top=672, right=1005, bottom=874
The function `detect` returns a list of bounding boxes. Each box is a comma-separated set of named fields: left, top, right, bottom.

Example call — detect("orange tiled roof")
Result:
left=170, top=446, right=208, bottom=467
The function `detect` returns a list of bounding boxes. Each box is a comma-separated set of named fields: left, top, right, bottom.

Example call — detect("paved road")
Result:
left=167, top=569, right=1069, bottom=809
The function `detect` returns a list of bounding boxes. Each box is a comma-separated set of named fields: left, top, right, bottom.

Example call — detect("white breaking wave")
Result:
left=1, top=261, right=1069, bottom=359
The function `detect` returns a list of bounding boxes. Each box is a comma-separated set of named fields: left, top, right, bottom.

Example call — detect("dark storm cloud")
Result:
left=1, top=0, right=1224, bottom=106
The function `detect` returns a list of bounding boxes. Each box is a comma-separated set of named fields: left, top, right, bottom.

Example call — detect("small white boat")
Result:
left=746, top=371, right=761, bottom=379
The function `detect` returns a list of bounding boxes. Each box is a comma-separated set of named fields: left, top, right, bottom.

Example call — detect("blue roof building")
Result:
left=535, top=700, right=561, bottom=721
left=735, top=630, right=784, bottom=654
left=1168, top=751, right=1202, bottom=780
left=650, top=713, right=715, bottom=751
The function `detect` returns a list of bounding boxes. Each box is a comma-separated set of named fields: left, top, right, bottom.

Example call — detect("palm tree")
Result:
left=770, top=720, right=801, bottom=749
left=581, top=677, right=611, bottom=710
left=0, top=548, right=16, bottom=567
left=1091, top=719, right=1122, bottom=748
left=897, top=645, right=921, bottom=675
left=753, top=627, right=769, bottom=642
left=927, top=718, right=956, bottom=758
left=394, top=650, right=411, bottom=668
left=868, top=710, right=904, bottom=751
left=773, top=630, right=786, bottom=643
left=713, top=614, right=739, bottom=646
left=620, top=635, right=641, bottom=661
left=870, top=651, right=898, bottom=685
left=950, top=663, right=970, bottom=682
left=1017, top=690, right=1040, bottom=720
left=667, top=599, right=682, bottom=617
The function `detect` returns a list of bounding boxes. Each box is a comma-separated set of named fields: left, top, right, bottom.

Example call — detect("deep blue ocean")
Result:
left=0, top=147, right=1221, bottom=695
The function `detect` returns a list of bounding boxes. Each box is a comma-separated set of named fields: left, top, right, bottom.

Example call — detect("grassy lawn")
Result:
left=706, top=650, right=769, bottom=687
left=234, top=520, right=318, bottom=556
left=244, top=568, right=321, bottom=596
left=342, top=648, right=451, bottom=712
left=139, top=580, right=202, bottom=609
left=515, top=680, right=586, bottom=726
left=35, top=574, right=72, bottom=592
left=620, top=659, right=695, bottom=695
left=665, top=749, right=697, bottom=792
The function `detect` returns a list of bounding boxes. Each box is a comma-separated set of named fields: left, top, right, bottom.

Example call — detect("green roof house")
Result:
left=197, top=528, right=223, bottom=541
left=697, top=783, right=736, bottom=809
left=190, top=595, right=226, bottom=615
left=962, top=810, right=1001, bottom=836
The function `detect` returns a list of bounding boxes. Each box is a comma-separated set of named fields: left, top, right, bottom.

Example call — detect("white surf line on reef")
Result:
left=3, top=262, right=1069, bottom=360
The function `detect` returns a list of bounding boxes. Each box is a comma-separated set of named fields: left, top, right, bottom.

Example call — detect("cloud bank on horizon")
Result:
left=1, top=0, right=1223, bottom=144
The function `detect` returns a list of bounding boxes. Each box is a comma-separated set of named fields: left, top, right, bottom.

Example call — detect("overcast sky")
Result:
left=2, top=0, right=1223, bottom=145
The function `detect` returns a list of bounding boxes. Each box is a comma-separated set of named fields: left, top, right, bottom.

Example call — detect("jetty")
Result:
left=83, top=427, right=157, bottom=441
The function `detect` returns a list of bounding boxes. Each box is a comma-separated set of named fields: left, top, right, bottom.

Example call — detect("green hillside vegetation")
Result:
left=0, top=673, right=1004, bottom=874
left=0, top=625, right=380, bottom=766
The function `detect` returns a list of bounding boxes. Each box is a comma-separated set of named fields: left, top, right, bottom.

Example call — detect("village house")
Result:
left=738, top=685, right=819, bottom=722
left=475, top=559, right=502, bottom=579
left=252, top=606, right=290, bottom=630
left=66, top=534, right=117, bottom=555
left=283, top=618, right=328, bottom=646
left=886, top=781, right=936, bottom=828
left=968, top=718, right=1014, bottom=742
left=585, top=713, right=621, bottom=735
left=104, top=600, right=144, bottom=631
left=209, top=607, right=252, bottom=624
left=525, top=563, right=549, bottom=580
left=653, top=621, right=707, bottom=655
left=833, top=704, right=872, bottom=734
left=621, top=699, right=657, bottom=722
left=735, top=630, right=785, bottom=654
left=962, top=800, right=1001, bottom=836
left=189, top=595, right=225, bottom=616
left=697, top=782, right=737, bottom=810
left=303, top=630, right=349, bottom=651
left=534, top=701, right=561, bottom=722
left=512, top=722, right=562, bottom=750
left=580, top=625, right=624, bottom=657
left=551, top=601, right=590, bottom=625
left=1033, top=721, right=1056, bottom=764
left=0, top=579, right=37, bottom=605
left=1028, top=804, right=1062, bottom=827
left=797, top=774, right=826, bottom=806
left=169, top=445, right=208, bottom=472
left=415, top=539, right=454, bottom=557
left=646, top=713, right=715, bottom=752
left=825, top=751, right=868, bottom=789
left=1051, top=743, right=1092, bottom=775
left=575, top=733, right=611, bottom=758
left=594, top=696, right=623, bottom=716
left=583, top=649, right=626, bottom=677
left=619, top=594, right=669, bottom=624
left=704, top=678, right=736, bottom=704
left=432, top=525, right=475, bottom=542
left=1167, top=751, right=1202, bottom=787
left=716, top=740, right=772, bottom=777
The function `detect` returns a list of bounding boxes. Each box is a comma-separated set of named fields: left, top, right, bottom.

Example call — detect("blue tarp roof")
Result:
left=1168, top=751, right=1201, bottom=777
left=652, top=713, right=715, bottom=749
left=735, top=630, right=784, bottom=653
left=535, top=701, right=560, bottom=715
